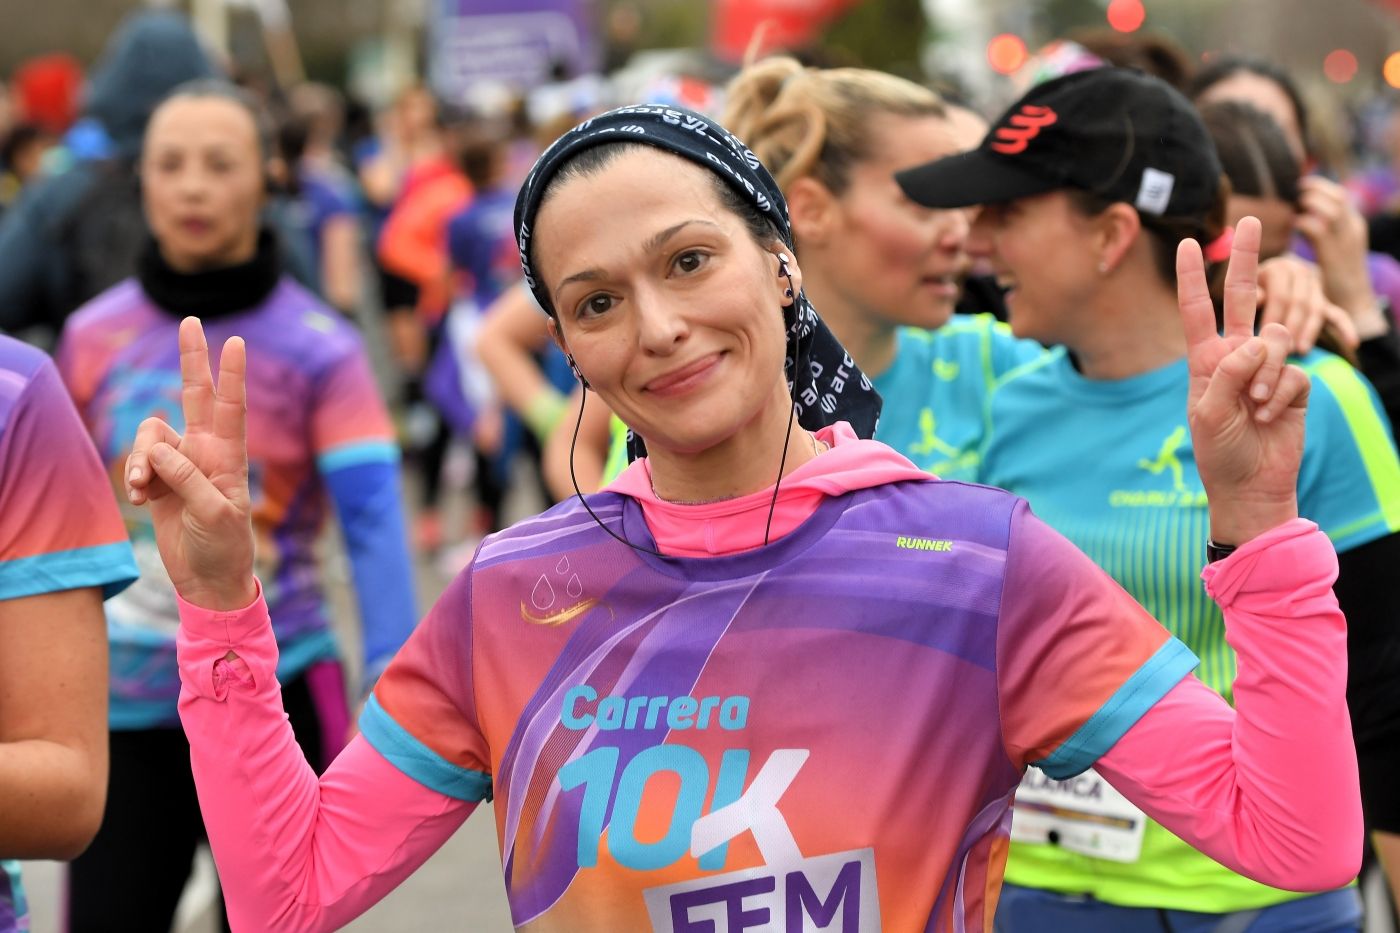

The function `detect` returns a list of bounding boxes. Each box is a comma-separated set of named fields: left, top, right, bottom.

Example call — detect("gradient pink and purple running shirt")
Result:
left=0, top=335, right=137, bottom=933
left=364, top=473, right=1195, bottom=931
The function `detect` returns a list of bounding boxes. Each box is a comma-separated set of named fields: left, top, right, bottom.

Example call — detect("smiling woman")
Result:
left=535, top=145, right=805, bottom=500
left=53, top=79, right=418, bottom=931
left=131, top=102, right=1367, bottom=933
left=899, top=66, right=1400, bottom=931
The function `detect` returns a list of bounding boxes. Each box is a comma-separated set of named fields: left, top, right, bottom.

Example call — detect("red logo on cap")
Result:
left=990, top=105, right=1058, bottom=155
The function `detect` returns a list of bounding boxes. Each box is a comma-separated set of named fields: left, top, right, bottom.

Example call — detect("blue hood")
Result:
left=82, top=10, right=218, bottom=158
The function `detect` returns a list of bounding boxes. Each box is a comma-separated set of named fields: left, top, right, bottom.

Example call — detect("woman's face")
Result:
left=141, top=96, right=264, bottom=273
left=967, top=191, right=1103, bottom=346
left=809, top=113, right=972, bottom=330
left=536, top=149, right=793, bottom=456
left=1228, top=193, right=1296, bottom=260
left=1196, top=73, right=1306, bottom=167
left=396, top=86, right=438, bottom=138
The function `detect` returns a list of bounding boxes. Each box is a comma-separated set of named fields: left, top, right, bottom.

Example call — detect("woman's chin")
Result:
left=641, top=428, right=734, bottom=459
left=889, top=296, right=957, bottom=332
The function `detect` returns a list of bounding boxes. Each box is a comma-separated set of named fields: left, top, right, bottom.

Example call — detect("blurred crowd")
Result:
left=6, top=13, right=1400, bottom=567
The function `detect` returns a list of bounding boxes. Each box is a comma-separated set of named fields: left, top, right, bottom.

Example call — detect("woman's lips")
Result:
left=922, top=275, right=960, bottom=298
left=644, top=352, right=724, bottom=397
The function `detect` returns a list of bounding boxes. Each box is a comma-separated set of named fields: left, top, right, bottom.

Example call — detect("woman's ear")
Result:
left=546, top=315, right=568, bottom=356
left=1097, top=202, right=1144, bottom=275
left=771, top=241, right=803, bottom=306
left=549, top=316, right=591, bottom=389
left=786, top=176, right=837, bottom=247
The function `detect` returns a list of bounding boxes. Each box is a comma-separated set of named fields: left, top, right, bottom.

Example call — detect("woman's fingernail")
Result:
left=1251, top=382, right=1269, bottom=400
left=129, top=467, right=141, bottom=483
left=128, top=488, right=141, bottom=504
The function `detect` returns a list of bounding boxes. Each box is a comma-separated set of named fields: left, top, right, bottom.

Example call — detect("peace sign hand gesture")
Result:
left=1179, top=216, right=1308, bottom=547
left=125, top=317, right=258, bottom=611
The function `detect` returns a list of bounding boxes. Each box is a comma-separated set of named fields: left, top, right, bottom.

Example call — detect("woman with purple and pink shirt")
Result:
left=55, top=79, right=417, bottom=931
left=123, top=103, right=1359, bottom=932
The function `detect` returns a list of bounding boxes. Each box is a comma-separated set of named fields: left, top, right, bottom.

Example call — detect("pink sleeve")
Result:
left=1095, top=518, right=1362, bottom=892
left=998, top=502, right=1189, bottom=772
left=176, top=584, right=476, bottom=932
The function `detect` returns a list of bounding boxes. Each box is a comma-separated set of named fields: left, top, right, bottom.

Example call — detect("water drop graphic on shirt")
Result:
left=556, top=556, right=570, bottom=574
left=531, top=574, right=556, bottom=610
left=567, top=575, right=584, bottom=599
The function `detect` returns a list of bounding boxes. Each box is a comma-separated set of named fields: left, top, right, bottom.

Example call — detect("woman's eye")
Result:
left=580, top=294, right=613, bottom=317
left=673, top=250, right=707, bottom=275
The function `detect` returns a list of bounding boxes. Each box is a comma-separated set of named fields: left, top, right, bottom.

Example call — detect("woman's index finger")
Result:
left=1222, top=216, right=1263, bottom=340
left=1176, top=235, right=1219, bottom=352
left=212, top=335, right=247, bottom=445
left=178, top=316, right=215, bottom=434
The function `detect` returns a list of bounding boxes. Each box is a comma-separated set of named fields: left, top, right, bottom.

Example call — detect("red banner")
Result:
left=711, top=0, right=863, bottom=63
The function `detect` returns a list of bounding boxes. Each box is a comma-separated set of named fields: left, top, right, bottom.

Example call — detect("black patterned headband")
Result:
left=513, top=103, right=883, bottom=455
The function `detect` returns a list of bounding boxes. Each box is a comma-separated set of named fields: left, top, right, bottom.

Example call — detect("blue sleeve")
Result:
left=320, top=453, right=419, bottom=685
left=447, top=209, right=495, bottom=289
left=1296, top=353, right=1400, bottom=553
left=307, top=178, right=356, bottom=233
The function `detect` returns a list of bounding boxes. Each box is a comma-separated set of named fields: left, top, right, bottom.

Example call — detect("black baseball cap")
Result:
left=896, top=67, right=1221, bottom=217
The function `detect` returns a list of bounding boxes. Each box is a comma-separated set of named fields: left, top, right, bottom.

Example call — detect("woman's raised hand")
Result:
left=1179, top=216, right=1308, bottom=546
left=125, top=317, right=257, bottom=611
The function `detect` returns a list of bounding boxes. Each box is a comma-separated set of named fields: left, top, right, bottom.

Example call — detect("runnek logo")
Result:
left=896, top=535, right=953, bottom=552
left=990, top=105, right=1058, bottom=155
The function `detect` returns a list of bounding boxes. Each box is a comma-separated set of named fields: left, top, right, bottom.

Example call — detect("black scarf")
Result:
left=513, top=104, right=883, bottom=461
left=138, top=228, right=282, bottom=319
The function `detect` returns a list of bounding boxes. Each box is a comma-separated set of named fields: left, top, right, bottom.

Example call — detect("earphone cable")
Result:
left=568, top=385, right=667, bottom=559
left=764, top=267, right=805, bottom=545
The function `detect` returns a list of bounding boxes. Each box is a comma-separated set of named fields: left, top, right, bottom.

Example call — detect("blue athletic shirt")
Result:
left=979, top=346, right=1400, bottom=911
left=871, top=315, right=1043, bottom=480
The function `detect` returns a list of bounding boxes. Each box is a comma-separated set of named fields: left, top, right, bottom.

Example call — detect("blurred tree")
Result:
left=822, top=0, right=927, bottom=76
left=608, top=0, right=708, bottom=52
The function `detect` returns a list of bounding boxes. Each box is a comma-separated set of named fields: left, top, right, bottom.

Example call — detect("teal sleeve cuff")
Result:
left=359, top=694, right=492, bottom=802
left=1034, top=636, right=1200, bottom=780
left=316, top=440, right=401, bottom=473
left=0, top=541, right=138, bottom=600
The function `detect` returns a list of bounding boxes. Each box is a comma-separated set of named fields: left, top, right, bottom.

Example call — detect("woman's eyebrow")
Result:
left=643, top=219, right=723, bottom=254
left=554, top=220, right=725, bottom=303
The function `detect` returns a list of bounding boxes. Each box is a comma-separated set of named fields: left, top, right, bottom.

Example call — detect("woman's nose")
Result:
left=966, top=210, right=995, bottom=259
left=634, top=294, right=690, bottom=355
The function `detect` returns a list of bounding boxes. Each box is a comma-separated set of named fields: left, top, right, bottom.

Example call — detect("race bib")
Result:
left=1010, top=767, right=1146, bottom=863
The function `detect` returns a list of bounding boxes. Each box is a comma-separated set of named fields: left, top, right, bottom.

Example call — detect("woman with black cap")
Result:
left=126, top=102, right=1359, bottom=932
left=898, top=66, right=1400, bottom=932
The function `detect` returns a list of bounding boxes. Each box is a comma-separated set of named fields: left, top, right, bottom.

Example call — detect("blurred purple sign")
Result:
left=428, top=0, right=599, bottom=103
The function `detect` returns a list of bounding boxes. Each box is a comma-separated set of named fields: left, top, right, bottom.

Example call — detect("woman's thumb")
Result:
left=148, top=442, right=222, bottom=513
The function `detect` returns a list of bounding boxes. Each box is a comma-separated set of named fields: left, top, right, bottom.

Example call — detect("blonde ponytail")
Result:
left=723, top=57, right=944, bottom=194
